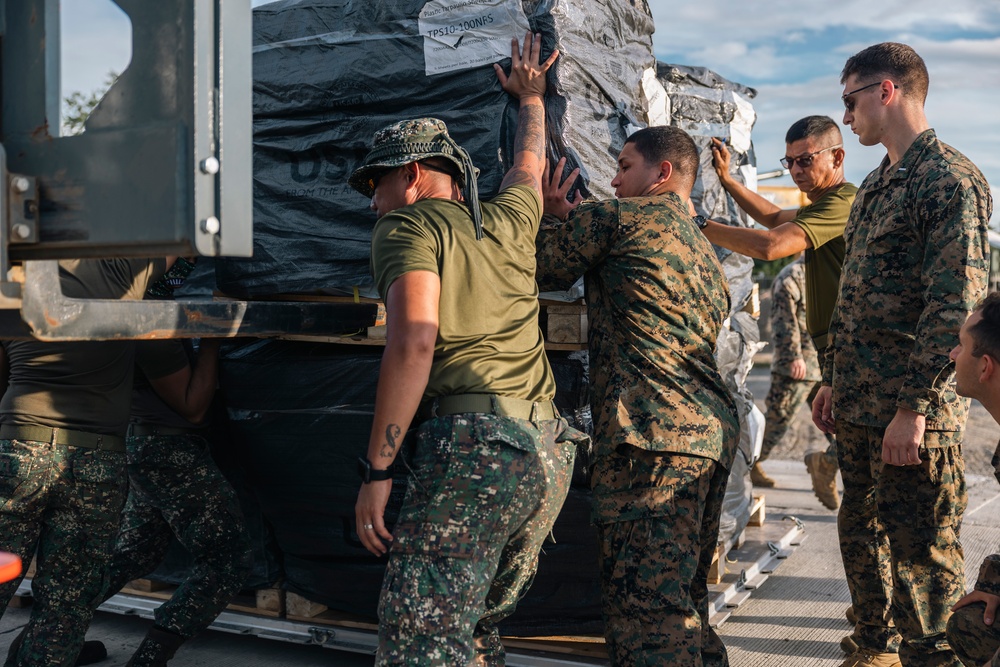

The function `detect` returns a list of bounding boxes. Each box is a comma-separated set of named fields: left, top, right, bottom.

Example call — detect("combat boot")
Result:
left=126, top=626, right=186, bottom=667
left=804, top=451, right=840, bottom=510
left=749, top=462, right=776, bottom=487
left=841, top=634, right=859, bottom=654
left=846, top=605, right=857, bottom=625
left=837, top=649, right=901, bottom=666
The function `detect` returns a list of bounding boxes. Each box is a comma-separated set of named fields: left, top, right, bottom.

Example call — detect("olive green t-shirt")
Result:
left=794, top=182, right=857, bottom=349
left=1, top=258, right=166, bottom=436
left=131, top=339, right=203, bottom=429
left=370, top=185, right=555, bottom=403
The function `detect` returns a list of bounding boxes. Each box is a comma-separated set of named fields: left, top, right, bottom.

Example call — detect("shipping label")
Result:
left=418, top=0, right=531, bottom=76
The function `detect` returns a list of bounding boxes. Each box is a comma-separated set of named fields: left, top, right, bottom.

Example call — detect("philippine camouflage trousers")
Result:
left=0, top=438, right=127, bottom=667
left=103, top=433, right=250, bottom=638
left=376, top=413, right=585, bottom=667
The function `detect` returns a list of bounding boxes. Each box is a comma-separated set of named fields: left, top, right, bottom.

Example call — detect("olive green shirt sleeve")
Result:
left=135, top=340, right=191, bottom=380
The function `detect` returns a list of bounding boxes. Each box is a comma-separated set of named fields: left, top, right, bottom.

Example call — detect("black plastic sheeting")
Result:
left=216, top=0, right=655, bottom=298
left=217, top=340, right=599, bottom=634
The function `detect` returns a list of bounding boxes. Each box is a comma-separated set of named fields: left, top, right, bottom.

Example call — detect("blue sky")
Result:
left=61, top=1, right=999, bottom=195
left=649, top=1, right=1000, bottom=192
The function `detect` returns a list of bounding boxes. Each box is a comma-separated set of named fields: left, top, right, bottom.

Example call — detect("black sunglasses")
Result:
left=780, top=145, right=842, bottom=170
left=842, top=81, right=898, bottom=113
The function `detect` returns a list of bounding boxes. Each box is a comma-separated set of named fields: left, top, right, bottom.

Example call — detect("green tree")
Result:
left=62, top=71, right=118, bottom=136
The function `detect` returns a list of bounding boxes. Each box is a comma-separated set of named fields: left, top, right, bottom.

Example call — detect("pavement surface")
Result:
left=2, top=365, right=998, bottom=666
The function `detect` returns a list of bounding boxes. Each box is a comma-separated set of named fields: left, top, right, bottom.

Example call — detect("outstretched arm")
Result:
left=495, top=32, right=559, bottom=196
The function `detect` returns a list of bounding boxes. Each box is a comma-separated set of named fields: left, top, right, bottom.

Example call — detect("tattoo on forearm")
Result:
left=514, top=104, right=545, bottom=162
left=379, top=423, right=402, bottom=459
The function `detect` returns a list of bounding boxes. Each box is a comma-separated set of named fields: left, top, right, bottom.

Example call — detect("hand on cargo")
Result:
left=710, top=137, right=734, bottom=185
left=493, top=31, right=559, bottom=101
left=543, top=157, right=583, bottom=220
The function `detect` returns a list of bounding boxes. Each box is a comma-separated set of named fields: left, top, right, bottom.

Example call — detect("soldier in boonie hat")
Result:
left=349, top=117, right=484, bottom=240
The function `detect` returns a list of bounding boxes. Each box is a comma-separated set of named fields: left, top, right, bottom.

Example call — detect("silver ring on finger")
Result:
left=364, top=523, right=374, bottom=530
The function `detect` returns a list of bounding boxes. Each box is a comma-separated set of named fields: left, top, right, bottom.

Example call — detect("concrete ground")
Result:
left=2, top=365, right=998, bottom=666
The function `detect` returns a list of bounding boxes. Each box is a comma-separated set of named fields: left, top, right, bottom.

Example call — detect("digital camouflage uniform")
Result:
left=823, top=129, right=993, bottom=666
left=537, top=192, right=740, bottom=667
left=946, top=439, right=1000, bottom=667
left=761, top=258, right=826, bottom=462
left=361, top=119, right=587, bottom=667
left=380, top=414, right=579, bottom=666
left=0, top=258, right=164, bottom=667
left=100, top=336, right=249, bottom=654
left=103, top=430, right=249, bottom=641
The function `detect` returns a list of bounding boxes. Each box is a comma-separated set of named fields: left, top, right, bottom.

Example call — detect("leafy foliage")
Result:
left=62, top=71, right=119, bottom=136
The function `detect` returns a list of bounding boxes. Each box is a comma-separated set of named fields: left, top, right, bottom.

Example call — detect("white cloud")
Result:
left=649, top=1, right=1000, bottom=194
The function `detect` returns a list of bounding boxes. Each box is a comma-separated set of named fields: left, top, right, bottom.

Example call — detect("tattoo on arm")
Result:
left=501, top=103, right=545, bottom=191
left=379, top=423, right=402, bottom=459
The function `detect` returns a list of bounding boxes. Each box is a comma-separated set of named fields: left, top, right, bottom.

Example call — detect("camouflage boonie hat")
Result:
left=350, top=117, right=484, bottom=239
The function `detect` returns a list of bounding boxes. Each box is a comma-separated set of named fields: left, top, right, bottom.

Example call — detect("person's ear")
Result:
left=832, top=147, right=845, bottom=168
left=981, top=354, right=996, bottom=383
left=658, top=160, right=674, bottom=184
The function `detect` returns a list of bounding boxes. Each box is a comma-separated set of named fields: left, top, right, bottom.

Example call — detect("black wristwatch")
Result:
left=357, top=456, right=393, bottom=483
left=692, top=214, right=708, bottom=230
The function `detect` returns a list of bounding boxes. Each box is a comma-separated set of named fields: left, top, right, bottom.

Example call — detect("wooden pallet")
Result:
left=116, top=581, right=285, bottom=618
left=708, top=495, right=766, bottom=584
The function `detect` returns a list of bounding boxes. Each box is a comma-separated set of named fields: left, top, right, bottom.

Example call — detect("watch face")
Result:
left=357, top=456, right=370, bottom=482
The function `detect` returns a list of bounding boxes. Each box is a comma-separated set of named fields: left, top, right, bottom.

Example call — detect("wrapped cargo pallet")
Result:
left=657, top=62, right=767, bottom=553
left=217, top=0, right=655, bottom=297
left=218, top=340, right=600, bottom=635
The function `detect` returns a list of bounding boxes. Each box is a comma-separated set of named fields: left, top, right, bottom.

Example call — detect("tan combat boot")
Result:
left=804, top=451, right=840, bottom=510
left=837, top=649, right=901, bottom=667
left=750, top=461, right=776, bottom=487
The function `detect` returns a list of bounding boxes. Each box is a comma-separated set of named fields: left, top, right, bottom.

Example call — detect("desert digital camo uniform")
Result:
left=0, top=258, right=164, bottom=667
left=369, top=176, right=587, bottom=667
left=760, top=258, right=824, bottom=462
left=536, top=192, right=739, bottom=667
left=823, top=129, right=993, bottom=666
left=946, top=439, right=1000, bottom=667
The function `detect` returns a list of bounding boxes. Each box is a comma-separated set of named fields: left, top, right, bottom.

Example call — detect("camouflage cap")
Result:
left=349, top=118, right=469, bottom=197
left=349, top=117, right=485, bottom=240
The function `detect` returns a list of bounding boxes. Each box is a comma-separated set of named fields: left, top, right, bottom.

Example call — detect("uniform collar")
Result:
left=870, top=129, right=937, bottom=189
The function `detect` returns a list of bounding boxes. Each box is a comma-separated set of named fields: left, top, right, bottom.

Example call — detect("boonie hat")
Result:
left=349, top=118, right=484, bottom=240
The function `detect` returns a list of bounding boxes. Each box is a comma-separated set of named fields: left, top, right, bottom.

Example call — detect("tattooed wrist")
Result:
left=379, top=423, right=402, bottom=459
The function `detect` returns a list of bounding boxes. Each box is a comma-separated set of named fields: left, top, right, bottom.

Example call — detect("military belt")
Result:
left=419, top=394, right=557, bottom=422
left=127, top=424, right=207, bottom=437
left=0, top=425, right=125, bottom=452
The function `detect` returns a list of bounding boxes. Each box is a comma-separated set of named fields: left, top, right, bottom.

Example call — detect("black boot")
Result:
left=125, top=627, right=186, bottom=667
left=75, top=641, right=108, bottom=665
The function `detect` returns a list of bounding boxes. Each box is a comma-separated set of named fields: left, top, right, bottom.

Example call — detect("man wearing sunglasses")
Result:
left=702, top=116, right=856, bottom=508
left=812, top=42, right=992, bottom=667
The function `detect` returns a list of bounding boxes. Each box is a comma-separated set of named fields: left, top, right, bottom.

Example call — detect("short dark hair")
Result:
left=624, top=126, right=699, bottom=190
left=785, top=116, right=841, bottom=145
left=970, top=293, right=1000, bottom=362
left=841, top=42, right=929, bottom=105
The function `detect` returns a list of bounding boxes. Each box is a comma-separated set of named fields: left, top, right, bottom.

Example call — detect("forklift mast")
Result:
left=0, top=0, right=377, bottom=340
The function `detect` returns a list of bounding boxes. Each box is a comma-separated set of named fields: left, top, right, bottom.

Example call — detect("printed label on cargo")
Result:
left=418, top=0, right=531, bottom=76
